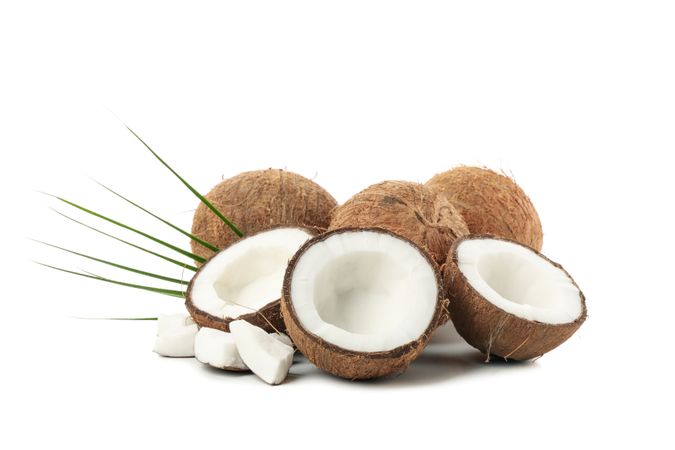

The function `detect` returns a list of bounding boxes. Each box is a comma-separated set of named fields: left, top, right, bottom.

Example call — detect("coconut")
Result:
left=426, top=167, right=543, bottom=251
left=186, top=227, right=314, bottom=333
left=281, top=228, right=448, bottom=380
left=229, top=320, right=295, bottom=385
left=153, top=315, right=198, bottom=358
left=194, top=326, right=293, bottom=372
left=191, top=169, right=337, bottom=261
left=443, top=235, right=586, bottom=361
left=328, top=181, right=468, bottom=265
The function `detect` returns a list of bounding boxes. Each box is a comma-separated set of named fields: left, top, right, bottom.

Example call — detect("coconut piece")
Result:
left=281, top=228, right=448, bottom=380
left=427, top=166, right=543, bottom=250
left=272, top=332, right=293, bottom=348
left=194, top=327, right=247, bottom=370
left=229, top=320, right=295, bottom=385
left=194, top=327, right=294, bottom=371
left=156, top=314, right=195, bottom=336
left=444, top=235, right=586, bottom=361
left=186, top=227, right=314, bottom=333
left=153, top=322, right=198, bottom=358
left=191, top=169, right=337, bottom=261
left=328, top=181, right=468, bottom=265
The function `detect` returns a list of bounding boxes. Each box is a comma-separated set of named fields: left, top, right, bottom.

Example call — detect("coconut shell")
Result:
left=443, top=235, right=587, bottom=361
left=185, top=290, right=285, bottom=334
left=281, top=228, right=450, bottom=380
left=426, top=167, right=543, bottom=251
left=185, top=226, right=318, bottom=334
left=328, top=181, right=468, bottom=266
left=191, top=169, right=337, bottom=261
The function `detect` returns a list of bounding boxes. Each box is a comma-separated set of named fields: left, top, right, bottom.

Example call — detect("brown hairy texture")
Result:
left=185, top=227, right=318, bottom=334
left=426, top=166, right=543, bottom=251
left=191, top=169, right=337, bottom=261
left=328, top=181, right=468, bottom=266
left=281, top=228, right=449, bottom=380
left=185, top=293, right=285, bottom=334
left=443, top=235, right=586, bottom=361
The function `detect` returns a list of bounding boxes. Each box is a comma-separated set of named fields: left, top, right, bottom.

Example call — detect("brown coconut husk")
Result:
left=427, top=167, right=543, bottom=251
left=185, top=226, right=318, bottom=334
left=281, top=228, right=450, bottom=380
left=185, top=290, right=285, bottom=334
left=191, top=169, right=337, bottom=261
left=443, top=235, right=586, bottom=361
left=328, top=181, right=468, bottom=266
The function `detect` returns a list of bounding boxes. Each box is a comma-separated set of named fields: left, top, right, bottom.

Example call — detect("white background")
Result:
left=2, top=1, right=674, bottom=448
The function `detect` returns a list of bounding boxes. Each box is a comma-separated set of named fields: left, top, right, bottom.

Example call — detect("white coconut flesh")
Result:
left=194, top=327, right=247, bottom=370
left=230, top=320, right=295, bottom=385
left=290, top=230, right=439, bottom=353
left=191, top=228, right=313, bottom=319
left=195, top=327, right=294, bottom=371
left=456, top=238, right=583, bottom=324
left=153, top=315, right=198, bottom=357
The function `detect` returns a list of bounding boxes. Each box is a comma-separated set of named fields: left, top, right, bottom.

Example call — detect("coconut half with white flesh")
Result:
left=444, top=235, right=587, bottom=361
left=281, top=228, right=448, bottom=380
left=186, top=227, right=314, bottom=333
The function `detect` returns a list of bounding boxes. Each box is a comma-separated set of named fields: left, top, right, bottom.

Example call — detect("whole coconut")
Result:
left=329, top=180, right=468, bottom=265
left=191, top=169, right=337, bottom=261
left=426, top=167, right=543, bottom=251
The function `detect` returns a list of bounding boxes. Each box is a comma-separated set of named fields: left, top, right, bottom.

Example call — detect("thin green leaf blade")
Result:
left=52, top=209, right=197, bottom=272
left=94, top=180, right=220, bottom=252
left=125, top=126, right=243, bottom=237
left=33, top=239, right=189, bottom=285
left=42, top=193, right=206, bottom=263
left=36, top=262, right=186, bottom=298
left=73, top=317, right=158, bottom=320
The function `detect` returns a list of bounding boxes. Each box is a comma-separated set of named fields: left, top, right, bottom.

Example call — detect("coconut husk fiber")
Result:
left=329, top=181, right=468, bottom=265
left=443, top=235, right=586, bottom=361
left=191, top=169, right=337, bottom=261
left=427, top=167, right=543, bottom=251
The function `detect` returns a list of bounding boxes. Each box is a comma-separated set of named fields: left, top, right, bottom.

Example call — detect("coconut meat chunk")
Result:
left=190, top=228, right=313, bottom=319
left=230, top=320, right=294, bottom=385
left=290, top=230, right=439, bottom=353
left=456, top=238, right=583, bottom=324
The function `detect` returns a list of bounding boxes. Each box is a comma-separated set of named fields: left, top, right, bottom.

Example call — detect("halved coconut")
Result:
left=186, top=227, right=314, bottom=333
left=281, top=228, right=448, bottom=380
left=444, top=235, right=587, bottom=361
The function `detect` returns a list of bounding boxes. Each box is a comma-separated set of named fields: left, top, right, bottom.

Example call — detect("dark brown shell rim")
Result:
left=186, top=226, right=320, bottom=330
left=281, top=226, right=449, bottom=359
left=447, top=234, right=587, bottom=327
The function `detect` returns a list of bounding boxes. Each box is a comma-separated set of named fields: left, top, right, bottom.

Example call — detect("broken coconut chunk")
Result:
left=229, top=320, right=294, bottom=385
left=194, top=327, right=294, bottom=371
left=194, top=327, right=247, bottom=370
left=153, top=316, right=198, bottom=357
left=156, top=314, right=195, bottom=335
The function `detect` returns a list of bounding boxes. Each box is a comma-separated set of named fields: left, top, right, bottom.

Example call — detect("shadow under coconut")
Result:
left=291, top=323, right=540, bottom=387
left=196, top=360, right=252, bottom=378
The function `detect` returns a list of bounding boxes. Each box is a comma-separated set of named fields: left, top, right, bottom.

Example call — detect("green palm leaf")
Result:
left=125, top=126, right=243, bottom=238
left=33, top=239, right=188, bottom=285
left=36, top=263, right=186, bottom=298
left=94, top=180, right=220, bottom=252
left=42, top=192, right=206, bottom=264
left=53, top=209, right=197, bottom=272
